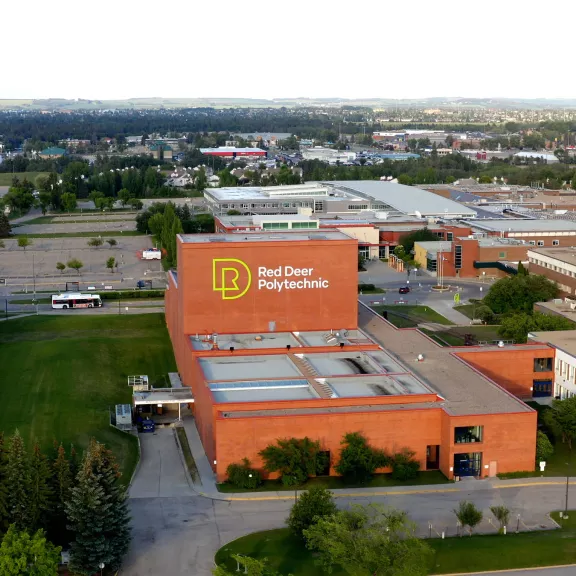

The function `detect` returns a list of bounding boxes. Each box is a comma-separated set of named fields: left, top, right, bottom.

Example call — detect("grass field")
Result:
left=371, top=305, right=453, bottom=328
left=0, top=172, right=49, bottom=186
left=20, top=216, right=135, bottom=225
left=217, top=470, right=448, bottom=493
left=422, top=325, right=502, bottom=347
left=215, top=512, right=576, bottom=575
left=0, top=314, right=176, bottom=483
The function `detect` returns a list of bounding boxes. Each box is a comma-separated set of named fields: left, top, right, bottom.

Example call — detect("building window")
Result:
left=537, top=240, right=545, bottom=246
left=447, top=232, right=454, bottom=241
left=454, top=426, right=483, bottom=444
left=314, top=201, right=324, bottom=212
left=499, top=251, right=507, bottom=258
left=534, top=358, right=552, bottom=372
left=263, top=222, right=289, bottom=230
left=529, top=241, right=536, bottom=246
left=553, top=240, right=560, bottom=246
left=454, top=245, right=462, bottom=269
left=292, top=222, right=318, bottom=229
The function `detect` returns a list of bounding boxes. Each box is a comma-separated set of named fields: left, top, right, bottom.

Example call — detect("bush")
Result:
left=259, top=437, right=328, bottom=487
left=335, top=432, right=389, bottom=484
left=99, top=290, right=165, bottom=300
left=390, top=448, right=420, bottom=481
left=358, top=283, right=375, bottom=292
left=474, top=305, right=495, bottom=324
left=287, top=486, right=337, bottom=539
left=226, top=458, right=262, bottom=489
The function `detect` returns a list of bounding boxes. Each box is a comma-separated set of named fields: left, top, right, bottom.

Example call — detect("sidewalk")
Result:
left=179, top=418, right=576, bottom=501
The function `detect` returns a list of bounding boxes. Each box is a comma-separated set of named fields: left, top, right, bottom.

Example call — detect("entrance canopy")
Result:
left=133, top=388, right=194, bottom=406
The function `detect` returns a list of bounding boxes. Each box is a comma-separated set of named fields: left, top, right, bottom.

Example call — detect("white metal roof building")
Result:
left=204, top=181, right=478, bottom=219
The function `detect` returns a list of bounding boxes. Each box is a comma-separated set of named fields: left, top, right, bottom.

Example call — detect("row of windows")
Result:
left=529, top=257, right=576, bottom=277
left=348, top=204, right=369, bottom=210
left=261, top=222, right=319, bottom=230
left=220, top=202, right=317, bottom=210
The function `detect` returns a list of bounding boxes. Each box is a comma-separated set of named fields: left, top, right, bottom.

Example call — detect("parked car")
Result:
left=398, top=286, right=410, bottom=294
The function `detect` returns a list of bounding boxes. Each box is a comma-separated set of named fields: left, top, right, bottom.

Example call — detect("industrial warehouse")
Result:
left=165, top=231, right=555, bottom=482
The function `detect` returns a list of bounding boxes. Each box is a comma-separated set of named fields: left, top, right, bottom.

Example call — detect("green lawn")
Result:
left=20, top=216, right=134, bottom=225
left=453, top=303, right=476, bottom=319
left=215, top=513, right=576, bottom=575
left=217, top=470, right=449, bottom=493
left=422, top=325, right=502, bottom=347
left=0, top=314, right=176, bottom=483
left=0, top=172, right=49, bottom=186
left=371, top=305, right=453, bottom=328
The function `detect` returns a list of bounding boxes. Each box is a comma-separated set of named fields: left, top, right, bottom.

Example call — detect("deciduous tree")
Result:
left=454, top=501, right=483, bottom=536
left=490, top=505, right=510, bottom=534
left=66, top=258, right=84, bottom=275
left=544, top=397, right=576, bottom=450
left=303, top=504, right=431, bottom=576
left=536, top=430, right=554, bottom=463
left=335, top=432, right=389, bottom=484
left=0, top=214, right=11, bottom=238
left=56, top=262, right=66, bottom=274
left=17, top=237, right=31, bottom=251
left=484, top=275, right=558, bottom=315
left=287, top=487, right=336, bottom=539
left=106, top=257, right=116, bottom=272
left=259, top=438, right=328, bottom=487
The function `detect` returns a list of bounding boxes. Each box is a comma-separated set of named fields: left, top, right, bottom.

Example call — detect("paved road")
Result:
left=121, top=417, right=575, bottom=576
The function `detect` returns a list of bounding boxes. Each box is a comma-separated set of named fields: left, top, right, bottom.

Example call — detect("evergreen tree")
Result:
left=66, top=439, right=131, bottom=574
left=50, top=444, right=72, bottom=545
left=69, top=444, right=79, bottom=480
left=29, top=441, right=53, bottom=533
left=6, top=431, right=30, bottom=530
left=0, top=213, right=12, bottom=238
left=0, top=433, right=9, bottom=530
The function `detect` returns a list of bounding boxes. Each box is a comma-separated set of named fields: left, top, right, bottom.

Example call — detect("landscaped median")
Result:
left=215, top=511, right=576, bottom=575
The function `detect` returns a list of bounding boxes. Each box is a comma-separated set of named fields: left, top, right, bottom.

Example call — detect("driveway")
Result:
left=130, top=428, right=193, bottom=499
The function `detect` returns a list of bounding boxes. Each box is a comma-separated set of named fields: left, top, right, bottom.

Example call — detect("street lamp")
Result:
left=565, top=461, right=571, bottom=519
left=99, top=563, right=105, bottom=576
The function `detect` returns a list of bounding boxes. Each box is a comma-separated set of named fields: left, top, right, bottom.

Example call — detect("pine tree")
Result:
left=0, top=433, right=9, bottom=530
left=66, top=439, right=131, bottom=574
left=29, top=441, right=53, bottom=533
left=50, top=444, right=72, bottom=546
left=6, top=430, right=30, bottom=530
left=0, top=213, right=12, bottom=238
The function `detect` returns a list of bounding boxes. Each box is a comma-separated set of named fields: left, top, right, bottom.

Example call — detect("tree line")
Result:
left=0, top=432, right=130, bottom=575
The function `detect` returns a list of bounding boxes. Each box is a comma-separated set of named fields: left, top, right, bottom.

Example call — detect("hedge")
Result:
left=99, top=290, right=165, bottom=300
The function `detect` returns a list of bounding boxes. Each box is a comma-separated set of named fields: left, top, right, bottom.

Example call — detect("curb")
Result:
left=173, top=426, right=201, bottom=490
left=192, top=479, right=576, bottom=502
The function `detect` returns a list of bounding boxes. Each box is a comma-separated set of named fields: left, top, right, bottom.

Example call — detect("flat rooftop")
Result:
left=191, top=329, right=375, bottom=352
left=200, top=355, right=302, bottom=381
left=178, top=231, right=351, bottom=243
left=320, top=181, right=478, bottom=217
left=529, top=330, right=576, bottom=355
left=529, top=247, right=576, bottom=265
left=357, top=305, right=539, bottom=416
left=471, top=219, right=576, bottom=232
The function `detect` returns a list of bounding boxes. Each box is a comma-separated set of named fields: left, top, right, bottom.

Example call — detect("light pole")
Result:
left=99, top=562, right=105, bottom=576
left=565, top=461, right=570, bottom=519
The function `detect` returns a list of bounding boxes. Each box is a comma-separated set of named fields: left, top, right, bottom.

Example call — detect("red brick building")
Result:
left=165, top=232, right=554, bottom=482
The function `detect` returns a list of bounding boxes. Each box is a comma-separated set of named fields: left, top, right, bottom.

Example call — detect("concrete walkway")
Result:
left=129, top=428, right=194, bottom=498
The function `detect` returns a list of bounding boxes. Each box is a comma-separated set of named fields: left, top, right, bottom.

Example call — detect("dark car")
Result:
left=398, top=286, right=410, bottom=294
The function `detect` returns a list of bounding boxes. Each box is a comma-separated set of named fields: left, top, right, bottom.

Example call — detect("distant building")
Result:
left=149, top=142, right=173, bottom=161
left=301, top=147, right=356, bottom=164
left=39, top=147, right=66, bottom=159
left=200, top=147, right=267, bottom=159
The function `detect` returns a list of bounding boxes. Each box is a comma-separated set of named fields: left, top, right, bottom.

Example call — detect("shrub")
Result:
left=259, top=437, right=328, bottom=487
left=226, top=458, right=262, bottom=489
left=358, top=283, right=376, bottom=292
left=287, top=486, right=337, bottom=539
left=335, top=432, right=389, bottom=484
left=99, top=290, right=165, bottom=300
left=390, top=448, right=420, bottom=481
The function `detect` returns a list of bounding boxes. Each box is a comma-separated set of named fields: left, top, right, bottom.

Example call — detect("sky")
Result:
left=3, top=0, right=576, bottom=101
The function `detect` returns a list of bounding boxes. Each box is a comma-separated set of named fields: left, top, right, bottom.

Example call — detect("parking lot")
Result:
left=0, top=236, right=162, bottom=287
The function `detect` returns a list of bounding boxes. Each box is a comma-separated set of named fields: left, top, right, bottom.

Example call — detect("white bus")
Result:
left=51, top=293, right=103, bottom=309
left=142, top=248, right=161, bottom=260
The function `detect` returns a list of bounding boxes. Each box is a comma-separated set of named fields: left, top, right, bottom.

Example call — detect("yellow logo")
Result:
left=212, top=258, right=252, bottom=300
